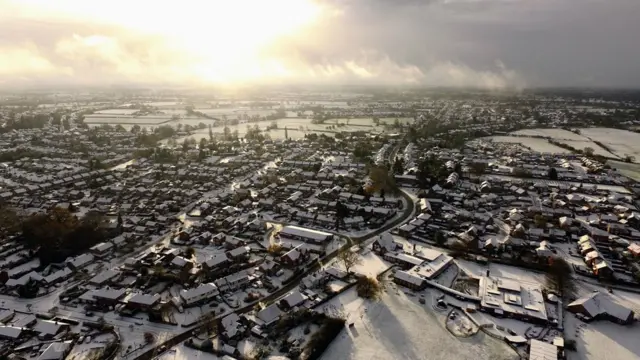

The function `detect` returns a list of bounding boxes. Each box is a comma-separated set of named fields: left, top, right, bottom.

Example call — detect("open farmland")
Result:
left=164, top=117, right=398, bottom=142
left=512, top=128, right=587, bottom=141
left=579, top=128, right=640, bottom=161
left=488, top=136, right=572, bottom=153
left=556, top=139, right=620, bottom=158
left=510, top=127, right=640, bottom=160
left=608, top=160, right=640, bottom=181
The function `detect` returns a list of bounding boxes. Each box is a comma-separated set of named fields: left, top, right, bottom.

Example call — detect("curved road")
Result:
left=134, top=188, right=416, bottom=360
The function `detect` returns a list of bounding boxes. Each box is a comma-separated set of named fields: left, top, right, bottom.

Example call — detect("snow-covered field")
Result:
left=556, top=139, right=619, bottom=158
left=488, top=136, right=571, bottom=153
left=565, top=313, right=640, bottom=360
left=508, top=127, right=640, bottom=161
left=320, top=290, right=518, bottom=360
left=94, top=109, right=140, bottom=115
left=349, top=250, right=392, bottom=277
left=579, top=128, right=640, bottom=160
left=608, top=160, right=640, bottom=181
left=511, top=128, right=586, bottom=141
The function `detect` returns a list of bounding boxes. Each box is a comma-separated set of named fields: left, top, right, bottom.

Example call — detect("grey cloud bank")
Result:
left=1, top=0, right=639, bottom=88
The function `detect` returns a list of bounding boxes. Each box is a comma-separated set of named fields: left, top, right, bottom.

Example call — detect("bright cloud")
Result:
left=1, top=0, right=640, bottom=88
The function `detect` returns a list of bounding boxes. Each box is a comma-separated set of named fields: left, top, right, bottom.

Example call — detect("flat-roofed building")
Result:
left=479, top=276, right=548, bottom=324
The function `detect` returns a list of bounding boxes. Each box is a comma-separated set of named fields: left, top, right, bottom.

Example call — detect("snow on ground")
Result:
left=327, top=279, right=350, bottom=293
left=580, top=127, right=640, bottom=160
left=350, top=250, right=392, bottom=277
left=67, top=343, right=107, bottom=360
left=608, top=160, right=640, bottom=181
left=487, top=263, right=547, bottom=285
left=193, top=246, right=227, bottom=264
left=157, top=343, right=221, bottom=360
left=317, top=287, right=366, bottom=321
left=468, top=311, right=532, bottom=338
left=577, top=281, right=640, bottom=315
left=269, top=269, right=294, bottom=288
left=326, top=237, right=347, bottom=255
left=288, top=323, right=320, bottom=348
left=320, top=290, right=518, bottom=360
left=565, top=313, right=640, bottom=360
left=454, top=260, right=546, bottom=291
left=172, top=302, right=230, bottom=327
left=553, top=243, right=587, bottom=268
left=455, top=260, right=488, bottom=279
left=446, top=310, right=478, bottom=337
left=489, top=136, right=571, bottom=153
left=511, top=129, right=587, bottom=141
left=556, top=139, right=619, bottom=158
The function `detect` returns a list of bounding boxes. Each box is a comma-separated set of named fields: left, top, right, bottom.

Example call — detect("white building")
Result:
left=180, top=283, right=219, bottom=306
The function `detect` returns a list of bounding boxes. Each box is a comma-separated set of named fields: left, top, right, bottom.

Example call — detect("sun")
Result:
left=13, top=0, right=325, bottom=83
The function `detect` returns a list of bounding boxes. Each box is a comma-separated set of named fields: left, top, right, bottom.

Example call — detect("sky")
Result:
left=1, top=0, right=640, bottom=89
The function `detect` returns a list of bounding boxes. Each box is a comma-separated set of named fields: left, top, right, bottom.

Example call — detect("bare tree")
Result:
left=338, top=249, right=361, bottom=274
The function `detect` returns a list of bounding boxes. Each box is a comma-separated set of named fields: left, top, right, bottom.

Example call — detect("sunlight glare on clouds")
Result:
left=0, top=44, right=70, bottom=77
left=11, top=0, right=325, bottom=83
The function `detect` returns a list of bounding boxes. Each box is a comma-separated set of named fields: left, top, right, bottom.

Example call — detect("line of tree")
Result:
left=1, top=207, right=109, bottom=266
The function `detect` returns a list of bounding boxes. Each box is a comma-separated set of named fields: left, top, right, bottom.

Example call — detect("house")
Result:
left=224, top=236, right=246, bottom=249
left=528, top=339, right=558, bottom=360
left=5, top=271, right=44, bottom=288
left=256, top=303, right=282, bottom=327
left=44, top=267, right=73, bottom=285
left=170, top=256, right=194, bottom=270
left=279, top=291, right=307, bottom=310
left=204, top=253, right=230, bottom=270
left=383, top=252, right=423, bottom=269
left=398, top=224, right=416, bottom=238
left=33, top=320, right=70, bottom=339
left=393, top=270, right=426, bottom=291
left=66, top=253, right=94, bottom=270
left=0, top=326, right=24, bottom=340
left=180, top=283, right=219, bottom=307
left=567, top=292, right=634, bottom=325
left=325, top=267, right=348, bottom=280
left=280, top=246, right=309, bottom=267
left=81, top=288, right=127, bottom=305
left=536, top=241, right=554, bottom=258
left=13, top=314, right=37, bottom=328
left=220, top=313, right=242, bottom=340
left=88, top=269, right=120, bottom=286
left=0, top=310, right=14, bottom=323
left=372, top=233, right=402, bottom=254
left=277, top=225, right=333, bottom=244
left=37, top=341, right=72, bottom=360
left=259, top=260, right=279, bottom=275
left=227, top=246, right=251, bottom=261
left=126, top=293, right=161, bottom=309
left=628, top=242, right=640, bottom=257
left=215, top=269, right=254, bottom=292
left=90, top=242, right=114, bottom=257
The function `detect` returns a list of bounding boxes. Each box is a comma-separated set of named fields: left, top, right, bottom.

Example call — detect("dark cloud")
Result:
left=1, top=0, right=640, bottom=87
